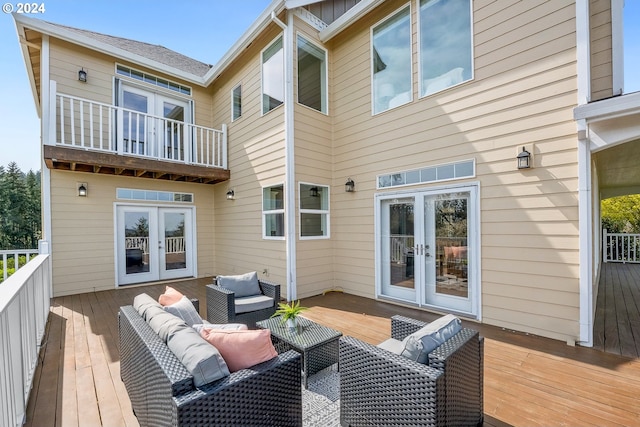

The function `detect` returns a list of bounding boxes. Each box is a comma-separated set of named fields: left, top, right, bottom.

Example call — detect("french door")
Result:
left=116, top=205, right=194, bottom=285
left=377, top=185, right=478, bottom=316
left=120, top=84, right=190, bottom=160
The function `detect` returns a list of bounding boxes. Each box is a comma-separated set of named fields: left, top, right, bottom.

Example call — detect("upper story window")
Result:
left=299, top=183, right=329, bottom=238
left=232, top=84, right=242, bottom=121
left=372, top=5, right=412, bottom=115
left=116, top=65, right=191, bottom=96
left=297, top=35, right=328, bottom=114
left=262, top=36, right=284, bottom=114
left=263, top=184, right=285, bottom=239
left=418, top=0, right=473, bottom=97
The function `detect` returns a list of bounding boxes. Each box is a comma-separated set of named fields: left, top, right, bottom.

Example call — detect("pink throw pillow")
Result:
left=200, top=329, right=277, bottom=372
left=158, top=286, right=184, bottom=306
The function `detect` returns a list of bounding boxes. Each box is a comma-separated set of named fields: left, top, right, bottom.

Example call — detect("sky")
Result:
left=0, top=1, right=638, bottom=173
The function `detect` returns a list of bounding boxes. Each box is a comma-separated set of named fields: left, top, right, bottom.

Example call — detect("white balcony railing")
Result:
left=125, top=236, right=185, bottom=255
left=603, top=229, right=640, bottom=263
left=51, top=82, right=227, bottom=169
left=0, top=253, right=51, bottom=427
left=1, top=250, right=39, bottom=283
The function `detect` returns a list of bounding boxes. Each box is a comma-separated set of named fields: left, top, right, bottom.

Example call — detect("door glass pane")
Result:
left=123, top=91, right=148, bottom=154
left=124, top=211, right=150, bottom=275
left=163, top=101, right=185, bottom=160
left=388, top=201, right=415, bottom=288
left=164, top=212, right=186, bottom=271
left=435, top=195, right=468, bottom=297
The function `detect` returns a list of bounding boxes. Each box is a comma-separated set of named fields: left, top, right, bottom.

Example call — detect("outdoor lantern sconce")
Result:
left=517, top=147, right=531, bottom=169
left=78, top=68, right=87, bottom=82
left=345, top=178, right=355, bottom=192
left=310, top=186, right=319, bottom=197
left=78, top=183, right=87, bottom=197
left=226, top=189, right=235, bottom=200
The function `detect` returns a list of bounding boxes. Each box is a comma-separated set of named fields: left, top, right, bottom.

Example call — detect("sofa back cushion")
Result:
left=133, top=293, right=163, bottom=320
left=167, top=324, right=230, bottom=387
left=400, top=314, right=462, bottom=364
left=217, top=271, right=261, bottom=297
left=200, top=328, right=277, bottom=373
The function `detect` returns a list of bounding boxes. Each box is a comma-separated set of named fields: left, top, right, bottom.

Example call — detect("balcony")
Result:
left=44, top=82, right=230, bottom=184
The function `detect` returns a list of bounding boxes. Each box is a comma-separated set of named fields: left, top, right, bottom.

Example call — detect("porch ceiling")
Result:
left=44, top=145, right=230, bottom=184
left=593, top=137, right=640, bottom=199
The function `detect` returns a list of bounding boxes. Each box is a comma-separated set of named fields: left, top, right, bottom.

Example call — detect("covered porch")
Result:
left=23, top=279, right=640, bottom=427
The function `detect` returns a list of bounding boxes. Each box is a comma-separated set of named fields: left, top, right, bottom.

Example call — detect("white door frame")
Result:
left=375, top=182, right=481, bottom=318
left=115, top=203, right=196, bottom=286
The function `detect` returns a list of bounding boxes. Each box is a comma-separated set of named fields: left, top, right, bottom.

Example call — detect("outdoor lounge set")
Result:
left=118, top=272, right=484, bottom=426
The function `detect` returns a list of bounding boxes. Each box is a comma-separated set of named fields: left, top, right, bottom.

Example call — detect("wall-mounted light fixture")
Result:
left=345, top=178, right=355, bottom=192
left=78, top=68, right=87, bottom=83
left=226, top=189, right=235, bottom=200
left=78, top=183, right=88, bottom=197
left=517, top=146, right=531, bottom=169
left=310, top=186, right=319, bottom=197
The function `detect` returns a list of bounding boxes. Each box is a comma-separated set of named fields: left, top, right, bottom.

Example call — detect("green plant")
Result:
left=272, top=300, right=308, bottom=322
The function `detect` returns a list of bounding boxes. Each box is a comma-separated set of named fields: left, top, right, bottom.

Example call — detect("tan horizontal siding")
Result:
left=590, top=0, right=613, bottom=100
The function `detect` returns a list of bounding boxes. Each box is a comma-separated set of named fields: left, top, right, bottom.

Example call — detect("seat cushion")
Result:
left=200, top=328, right=277, bottom=373
left=158, top=286, right=184, bottom=306
left=217, top=271, right=261, bottom=298
left=166, top=324, right=230, bottom=387
left=400, top=314, right=462, bottom=364
left=376, top=338, right=405, bottom=355
left=164, top=295, right=202, bottom=327
left=234, top=294, right=274, bottom=314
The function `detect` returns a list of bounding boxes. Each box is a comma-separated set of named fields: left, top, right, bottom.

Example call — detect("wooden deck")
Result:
left=25, top=278, right=640, bottom=427
left=593, top=262, right=640, bottom=358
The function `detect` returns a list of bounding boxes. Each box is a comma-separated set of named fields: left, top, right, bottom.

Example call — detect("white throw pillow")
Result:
left=164, top=295, right=202, bottom=327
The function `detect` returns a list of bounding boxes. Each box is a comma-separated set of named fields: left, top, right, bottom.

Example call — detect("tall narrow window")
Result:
left=297, top=35, right=327, bottom=113
left=263, top=184, right=285, bottom=238
left=232, top=84, right=242, bottom=121
left=372, top=6, right=412, bottom=114
left=419, top=0, right=473, bottom=97
left=262, top=36, right=284, bottom=114
left=299, top=183, right=329, bottom=238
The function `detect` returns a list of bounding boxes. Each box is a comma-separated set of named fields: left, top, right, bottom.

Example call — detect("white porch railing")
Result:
left=125, top=236, right=185, bottom=254
left=603, top=229, right=640, bottom=263
left=51, top=81, right=227, bottom=169
left=0, top=254, right=51, bottom=427
left=1, top=250, right=39, bottom=283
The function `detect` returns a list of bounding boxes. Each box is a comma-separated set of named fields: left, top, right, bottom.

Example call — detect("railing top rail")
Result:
left=0, top=254, right=49, bottom=313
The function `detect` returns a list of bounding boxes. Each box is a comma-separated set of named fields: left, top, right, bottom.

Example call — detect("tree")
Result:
left=601, top=195, right=640, bottom=233
left=0, top=163, right=41, bottom=250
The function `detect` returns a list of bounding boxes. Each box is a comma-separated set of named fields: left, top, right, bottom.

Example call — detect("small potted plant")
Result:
left=273, top=300, right=308, bottom=330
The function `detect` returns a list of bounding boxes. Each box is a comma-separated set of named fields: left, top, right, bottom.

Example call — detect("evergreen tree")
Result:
left=0, top=163, right=41, bottom=250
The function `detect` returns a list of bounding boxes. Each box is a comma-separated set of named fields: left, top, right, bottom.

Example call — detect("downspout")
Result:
left=576, top=0, right=593, bottom=346
left=40, top=34, right=53, bottom=295
left=271, top=11, right=297, bottom=301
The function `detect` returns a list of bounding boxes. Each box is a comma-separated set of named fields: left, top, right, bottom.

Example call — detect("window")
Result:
left=262, top=36, right=284, bottom=114
left=117, top=188, right=193, bottom=203
left=116, top=65, right=191, bottom=95
left=263, top=184, right=284, bottom=238
left=377, top=159, right=475, bottom=189
left=297, top=35, right=327, bottom=113
left=232, top=84, right=242, bottom=121
left=418, top=0, right=473, bottom=97
left=299, top=183, right=329, bottom=238
left=372, top=6, right=412, bottom=114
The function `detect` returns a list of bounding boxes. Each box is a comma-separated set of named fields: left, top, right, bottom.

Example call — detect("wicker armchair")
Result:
left=340, top=315, right=483, bottom=427
left=206, top=278, right=280, bottom=328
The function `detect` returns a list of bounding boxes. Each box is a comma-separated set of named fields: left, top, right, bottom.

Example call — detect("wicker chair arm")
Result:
left=205, top=284, right=235, bottom=324
left=390, top=314, right=428, bottom=340
left=258, top=279, right=281, bottom=301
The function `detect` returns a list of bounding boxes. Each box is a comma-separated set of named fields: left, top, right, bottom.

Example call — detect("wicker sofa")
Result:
left=206, top=277, right=280, bottom=329
left=339, top=315, right=483, bottom=427
left=119, top=302, right=302, bottom=426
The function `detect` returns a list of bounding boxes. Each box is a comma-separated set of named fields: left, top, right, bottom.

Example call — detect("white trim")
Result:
left=577, top=128, right=593, bottom=346
left=296, top=32, right=329, bottom=115
left=285, top=0, right=323, bottom=8
left=319, top=0, right=387, bottom=42
left=611, top=0, right=624, bottom=95
left=262, top=183, right=286, bottom=241
left=41, top=35, right=53, bottom=295
left=261, top=34, right=285, bottom=116
left=298, top=182, right=330, bottom=240
left=231, top=83, right=242, bottom=122
left=574, top=91, right=640, bottom=121
left=15, top=19, right=40, bottom=115
left=575, top=0, right=591, bottom=105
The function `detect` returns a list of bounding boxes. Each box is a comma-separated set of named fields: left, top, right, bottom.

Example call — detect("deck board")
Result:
left=24, top=277, right=640, bottom=427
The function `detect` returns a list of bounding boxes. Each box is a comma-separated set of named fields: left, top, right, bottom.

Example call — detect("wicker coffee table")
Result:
left=256, top=316, right=342, bottom=387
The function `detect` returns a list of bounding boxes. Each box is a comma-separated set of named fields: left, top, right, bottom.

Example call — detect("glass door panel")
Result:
left=160, top=99, right=186, bottom=161
left=117, top=206, right=158, bottom=285
left=122, top=89, right=149, bottom=155
left=159, top=208, right=192, bottom=280
left=380, top=197, right=417, bottom=301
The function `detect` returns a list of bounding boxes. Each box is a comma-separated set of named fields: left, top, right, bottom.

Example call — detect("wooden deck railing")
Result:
left=51, top=81, right=227, bottom=169
left=603, top=229, right=640, bottom=263
left=0, top=254, right=51, bottom=427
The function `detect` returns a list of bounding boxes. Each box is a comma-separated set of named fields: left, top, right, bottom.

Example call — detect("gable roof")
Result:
left=50, top=22, right=213, bottom=77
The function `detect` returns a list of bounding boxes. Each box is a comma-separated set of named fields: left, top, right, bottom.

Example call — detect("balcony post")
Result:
left=116, top=107, right=124, bottom=155
left=221, top=123, right=228, bottom=169
left=183, top=122, right=190, bottom=164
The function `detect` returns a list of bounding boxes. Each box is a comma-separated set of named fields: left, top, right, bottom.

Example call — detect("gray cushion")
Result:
left=217, top=271, right=261, bottom=298
left=376, top=338, right=405, bottom=355
left=234, top=294, right=274, bottom=314
left=133, top=293, right=163, bottom=320
left=164, top=295, right=202, bottom=327
left=192, top=323, right=248, bottom=334
left=148, top=311, right=187, bottom=342
left=400, top=314, right=462, bottom=364
left=166, top=324, right=230, bottom=387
